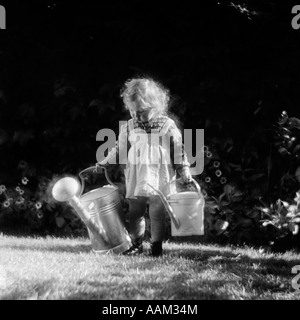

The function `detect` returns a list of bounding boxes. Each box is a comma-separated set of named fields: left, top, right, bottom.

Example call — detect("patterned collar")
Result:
left=133, top=116, right=168, bottom=133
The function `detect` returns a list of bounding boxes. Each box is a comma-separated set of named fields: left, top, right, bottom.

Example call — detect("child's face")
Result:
left=128, top=102, right=153, bottom=122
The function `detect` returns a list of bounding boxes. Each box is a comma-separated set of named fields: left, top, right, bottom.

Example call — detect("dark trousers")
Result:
left=127, top=195, right=166, bottom=242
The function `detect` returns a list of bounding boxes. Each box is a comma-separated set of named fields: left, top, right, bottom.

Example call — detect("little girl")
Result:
left=96, top=77, right=192, bottom=256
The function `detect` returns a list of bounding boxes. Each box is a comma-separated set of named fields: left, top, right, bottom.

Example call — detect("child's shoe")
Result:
left=122, top=239, right=143, bottom=256
left=149, top=241, right=163, bottom=257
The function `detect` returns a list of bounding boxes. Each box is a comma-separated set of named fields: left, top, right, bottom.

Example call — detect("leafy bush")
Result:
left=197, top=111, right=300, bottom=251
left=0, top=160, right=87, bottom=236
left=260, top=191, right=300, bottom=240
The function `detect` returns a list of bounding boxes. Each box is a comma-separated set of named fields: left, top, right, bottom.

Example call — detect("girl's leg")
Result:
left=148, top=195, right=166, bottom=256
left=124, top=196, right=148, bottom=255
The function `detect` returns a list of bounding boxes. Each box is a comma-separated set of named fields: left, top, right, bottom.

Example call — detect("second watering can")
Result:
left=148, top=179, right=205, bottom=236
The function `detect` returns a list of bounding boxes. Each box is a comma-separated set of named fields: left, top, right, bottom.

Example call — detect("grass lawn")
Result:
left=0, top=234, right=300, bottom=300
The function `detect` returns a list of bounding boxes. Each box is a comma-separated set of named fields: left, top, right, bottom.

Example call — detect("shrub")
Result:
left=199, top=111, right=300, bottom=251
left=0, top=161, right=87, bottom=236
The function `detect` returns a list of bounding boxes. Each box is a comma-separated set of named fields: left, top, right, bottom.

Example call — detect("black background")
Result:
left=0, top=0, right=299, bottom=176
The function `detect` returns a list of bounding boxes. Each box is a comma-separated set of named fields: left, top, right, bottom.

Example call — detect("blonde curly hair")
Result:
left=120, top=77, right=170, bottom=118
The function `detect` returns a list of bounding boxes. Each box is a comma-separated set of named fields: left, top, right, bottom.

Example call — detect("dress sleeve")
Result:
left=104, top=121, right=129, bottom=165
left=168, top=122, right=190, bottom=175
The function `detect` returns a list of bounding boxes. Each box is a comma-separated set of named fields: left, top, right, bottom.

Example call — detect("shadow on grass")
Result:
left=0, top=279, right=58, bottom=300
left=123, top=246, right=300, bottom=298
left=0, top=243, right=92, bottom=253
left=175, top=247, right=299, bottom=271
left=1, top=242, right=300, bottom=299
left=62, top=274, right=234, bottom=300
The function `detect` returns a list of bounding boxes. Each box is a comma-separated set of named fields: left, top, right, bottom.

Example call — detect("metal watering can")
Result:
left=148, top=179, right=205, bottom=236
left=52, top=166, right=132, bottom=254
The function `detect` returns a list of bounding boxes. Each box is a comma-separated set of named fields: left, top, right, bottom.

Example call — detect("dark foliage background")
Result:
left=1, top=0, right=300, bottom=251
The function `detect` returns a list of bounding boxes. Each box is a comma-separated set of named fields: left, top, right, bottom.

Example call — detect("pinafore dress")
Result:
left=124, top=117, right=177, bottom=199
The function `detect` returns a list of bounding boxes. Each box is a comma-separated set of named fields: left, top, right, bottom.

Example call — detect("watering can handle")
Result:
left=78, top=165, right=118, bottom=197
left=190, top=178, right=202, bottom=199
left=173, top=176, right=202, bottom=199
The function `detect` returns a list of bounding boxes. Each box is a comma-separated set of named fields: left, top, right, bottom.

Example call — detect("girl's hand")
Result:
left=181, top=170, right=193, bottom=184
left=95, top=161, right=108, bottom=173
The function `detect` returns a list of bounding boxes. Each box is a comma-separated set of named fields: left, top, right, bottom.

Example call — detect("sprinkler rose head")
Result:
left=52, top=177, right=80, bottom=202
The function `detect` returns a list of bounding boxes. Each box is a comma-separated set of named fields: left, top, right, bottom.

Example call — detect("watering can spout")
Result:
left=51, top=176, right=109, bottom=244
left=147, top=183, right=180, bottom=229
